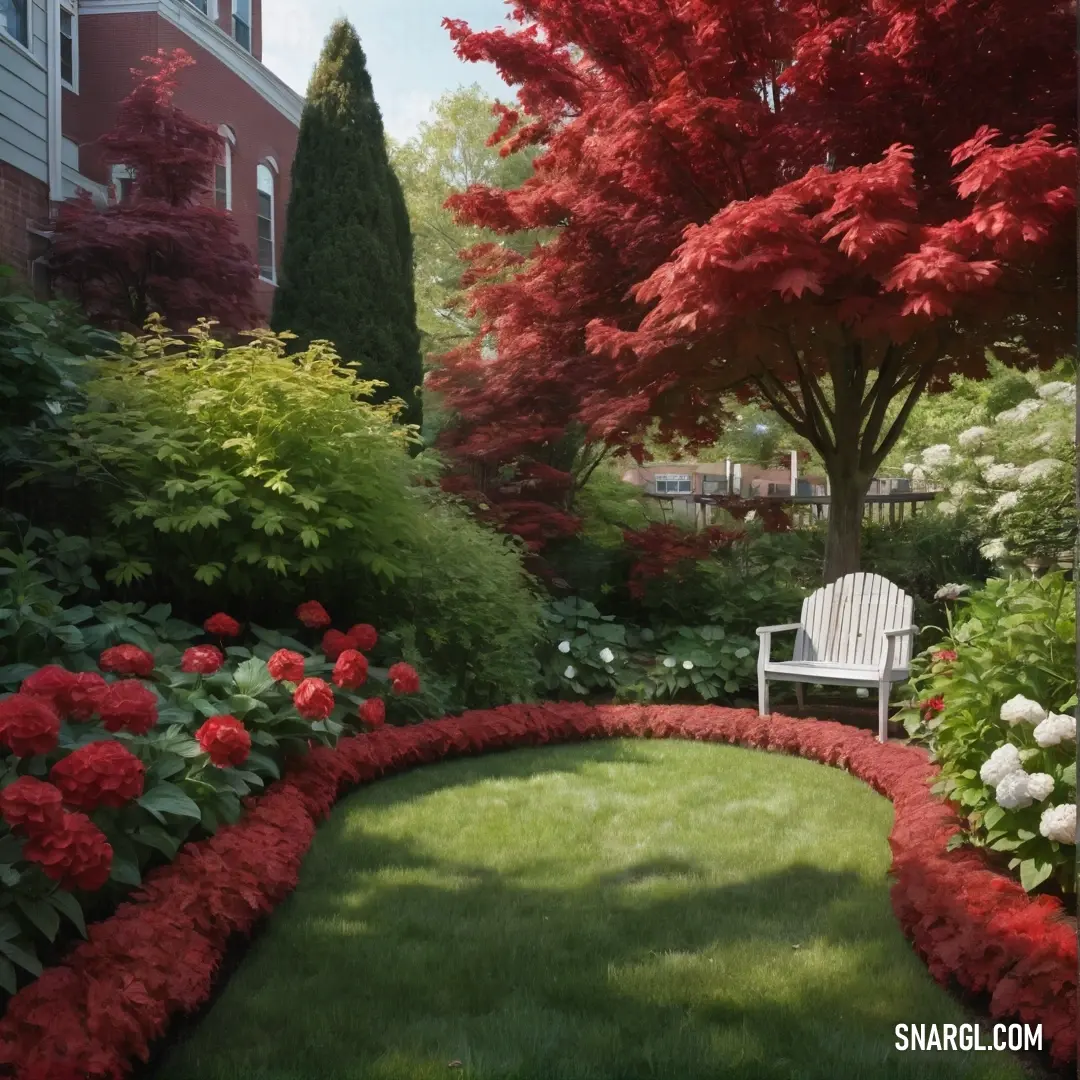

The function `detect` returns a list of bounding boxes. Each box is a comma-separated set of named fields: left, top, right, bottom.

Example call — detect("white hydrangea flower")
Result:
left=563, top=665, right=577, bottom=680
left=1031, top=430, right=1057, bottom=449
left=598, top=647, right=615, bottom=664
left=856, top=687, right=869, bottom=698
left=1018, top=459, right=1063, bottom=485
left=558, top=640, right=571, bottom=654
left=1053, top=384, right=1076, bottom=405
left=995, top=769, right=1034, bottom=810
left=934, top=583, right=969, bottom=600
left=995, top=399, right=1043, bottom=424
left=682, top=660, right=694, bottom=670
left=1039, top=803, right=1076, bottom=845
left=999, top=694, right=1047, bottom=726
left=910, top=466, right=926, bottom=483
left=974, top=454, right=995, bottom=468
left=983, top=463, right=1020, bottom=486
left=979, top=538, right=1007, bottom=561
left=937, top=500, right=957, bottom=516
left=901, top=462, right=915, bottom=476
left=980, top=743, right=1022, bottom=788
left=1034, top=712, right=1077, bottom=747
left=662, top=657, right=676, bottom=668
left=949, top=481, right=971, bottom=499
left=1025, top=773, right=1056, bottom=802
left=958, top=426, right=990, bottom=447
left=921, top=443, right=952, bottom=467
left=1037, top=380, right=1073, bottom=400
left=989, top=491, right=1019, bottom=516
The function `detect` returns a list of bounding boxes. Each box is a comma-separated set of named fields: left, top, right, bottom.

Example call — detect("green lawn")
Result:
left=155, top=740, right=1028, bottom=1080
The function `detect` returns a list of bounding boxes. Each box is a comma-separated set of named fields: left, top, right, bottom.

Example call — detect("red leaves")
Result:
left=623, top=523, right=742, bottom=597
left=3, top=705, right=1074, bottom=1078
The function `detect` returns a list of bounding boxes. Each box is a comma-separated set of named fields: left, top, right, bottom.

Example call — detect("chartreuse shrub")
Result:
left=33, top=319, right=430, bottom=597
left=898, top=574, right=1076, bottom=894
left=0, top=597, right=421, bottom=996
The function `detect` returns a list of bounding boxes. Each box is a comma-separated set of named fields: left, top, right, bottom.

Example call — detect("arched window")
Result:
left=215, top=125, right=235, bottom=211
left=256, top=162, right=276, bottom=283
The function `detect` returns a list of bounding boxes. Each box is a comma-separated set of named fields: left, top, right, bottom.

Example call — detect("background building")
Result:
left=0, top=0, right=302, bottom=319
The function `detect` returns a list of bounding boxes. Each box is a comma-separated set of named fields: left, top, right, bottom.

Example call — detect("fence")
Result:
left=643, top=491, right=938, bottom=530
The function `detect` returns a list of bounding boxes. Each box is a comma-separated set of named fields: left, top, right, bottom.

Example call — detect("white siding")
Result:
left=0, top=0, right=49, bottom=182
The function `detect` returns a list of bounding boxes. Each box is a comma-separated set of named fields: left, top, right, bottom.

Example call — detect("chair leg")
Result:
left=878, top=681, right=890, bottom=743
left=794, top=682, right=805, bottom=710
left=758, top=675, right=769, bottom=717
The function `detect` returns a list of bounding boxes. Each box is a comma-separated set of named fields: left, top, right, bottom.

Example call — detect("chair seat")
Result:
left=762, top=660, right=908, bottom=686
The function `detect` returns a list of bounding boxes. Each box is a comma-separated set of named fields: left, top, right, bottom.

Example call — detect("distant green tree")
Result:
left=272, top=20, right=423, bottom=428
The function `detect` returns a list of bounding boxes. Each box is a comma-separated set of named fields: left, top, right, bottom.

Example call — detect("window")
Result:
left=701, top=475, right=728, bottom=495
left=233, top=0, right=251, bottom=51
left=766, top=483, right=791, bottom=496
left=111, top=165, right=134, bottom=204
left=0, top=0, right=28, bottom=47
left=60, top=1, right=77, bottom=91
left=186, top=0, right=209, bottom=13
left=257, top=163, right=275, bottom=283
left=654, top=474, right=692, bottom=495
left=215, top=125, right=234, bottom=210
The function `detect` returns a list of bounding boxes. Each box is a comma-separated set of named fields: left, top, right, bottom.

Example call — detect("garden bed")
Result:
left=1, top=705, right=1075, bottom=1078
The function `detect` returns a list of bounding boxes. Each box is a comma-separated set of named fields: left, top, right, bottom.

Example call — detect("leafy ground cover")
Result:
left=155, top=739, right=1029, bottom=1080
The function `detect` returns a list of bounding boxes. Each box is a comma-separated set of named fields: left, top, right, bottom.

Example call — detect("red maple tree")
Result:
left=48, top=49, right=259, bottom=333
left=432, top=0, right=1076, bottom=581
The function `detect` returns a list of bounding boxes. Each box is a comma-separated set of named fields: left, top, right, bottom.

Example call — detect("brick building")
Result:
left=0, top=0, right=303, bottom=319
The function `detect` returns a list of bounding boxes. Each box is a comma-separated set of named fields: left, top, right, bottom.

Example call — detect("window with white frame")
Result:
left=111, top=164, right=134, bottom=205
left=60, top=0, right=78, bottom=91
left=215, top=125, right=234, bottom=211
left=186, top=0, right=210, bottom=14
left=654, top=474, right=692, bottom=495
left=256, top=162, right=275, bottom=283
left=0, top=0, right=28, bottom=47
left=232, top=0, right=251, bottom=51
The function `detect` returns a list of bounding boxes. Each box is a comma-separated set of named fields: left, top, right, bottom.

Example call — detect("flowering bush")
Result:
left=898, top=371, right=1076, bottom=564
left=539, top=597, right=633, bottom=698
left=0, top=704, right=1072, bottom=1078
left=626, top=625, right=756, bottom=704
left=0, top=601, right=420, bottom=996
left=898, top=574, right=1076, bottom=893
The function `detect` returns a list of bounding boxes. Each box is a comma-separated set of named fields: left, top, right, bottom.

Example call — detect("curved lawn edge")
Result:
left=1, top=704, right=1075, bottom=1078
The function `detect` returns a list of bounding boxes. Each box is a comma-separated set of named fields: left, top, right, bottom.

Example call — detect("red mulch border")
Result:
left=1, top=704, right=1075, bottom=1078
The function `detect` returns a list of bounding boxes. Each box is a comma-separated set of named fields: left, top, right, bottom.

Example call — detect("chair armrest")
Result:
left=878, top=626, right=920, bottom=676
left=755, top=623, right=802, bottom=637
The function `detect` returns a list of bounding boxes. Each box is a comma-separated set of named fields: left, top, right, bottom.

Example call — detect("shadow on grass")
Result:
left=151, top=743, right=1032, bottom=1080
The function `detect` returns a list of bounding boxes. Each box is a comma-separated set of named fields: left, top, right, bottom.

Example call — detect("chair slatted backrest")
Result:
left=792, top=573, right=914, bottom=668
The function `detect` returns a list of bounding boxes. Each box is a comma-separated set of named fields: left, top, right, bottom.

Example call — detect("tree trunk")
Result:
left=823, top=465, right=868, bottom=584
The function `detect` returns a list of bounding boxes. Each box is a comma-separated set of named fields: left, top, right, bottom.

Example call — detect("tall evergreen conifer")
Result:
left=273, top=20, right=422, bottom=427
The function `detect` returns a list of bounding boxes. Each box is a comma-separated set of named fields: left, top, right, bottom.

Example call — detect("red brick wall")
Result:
left=0, top=163, right=49, bottom=280
left=64, top=10, right=297, bottom=324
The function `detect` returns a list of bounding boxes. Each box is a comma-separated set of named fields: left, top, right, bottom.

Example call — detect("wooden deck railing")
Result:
left=643, top=491, right=938, bottom=529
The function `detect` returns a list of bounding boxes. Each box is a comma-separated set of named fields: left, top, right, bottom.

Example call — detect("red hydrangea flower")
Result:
left=196, top=714, right=251, bottom=767
left=98, top=680, right=158, bottom=735
left=358, top=697, right=385, bottom=728
left=347, top=624, right=378, bottom=652
left=203, top=612, right=241, bottom=637
left=50, top=741, right=146, bottom=811
left=99, top=644, right=155, bottom=678
left=296, top=601, right=331, bottom=629
left=63, top=672, right=109, bottom=722
left=332, top=649, right=368, bottom=690
left=267, top=649, right=306, bottom=682
left=921, top=696, right=945, bottom=719
left=388, top=662, right=421, bottom=696
left=23, top=810, right=113, bottom=891
left=321, top=629, right=352, bottom=661
left=932, top=649, right=958, bottom=663
left=181, top=645, right=225, bottom=675
left=0, top=776, right=64, bottom=836
left=293, top=678, right=335, bottom=720
left=19, top=666, right=77, bottom=710
left=0, top=695, right=61, bottom=757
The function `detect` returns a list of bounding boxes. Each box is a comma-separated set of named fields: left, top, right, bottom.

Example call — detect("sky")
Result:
left=262, top=0, right=513, bottom=141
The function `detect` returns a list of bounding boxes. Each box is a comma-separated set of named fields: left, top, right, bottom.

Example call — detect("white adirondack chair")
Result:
left=756, top=573, right=918, bottom=742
